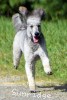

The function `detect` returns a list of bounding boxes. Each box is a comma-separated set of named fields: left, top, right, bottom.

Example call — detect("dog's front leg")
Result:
left=40, top=53, right=52, bottom=75
left=25, top=62, right=36, bottom=92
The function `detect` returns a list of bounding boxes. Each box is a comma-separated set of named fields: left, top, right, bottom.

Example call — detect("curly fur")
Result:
left=12, top=8, right=52, bottom=92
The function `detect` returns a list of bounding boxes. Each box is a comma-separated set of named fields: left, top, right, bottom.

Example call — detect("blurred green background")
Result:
left=0, top=0, right=67, bottom=85
left=0, top=0, right=67, bottom=20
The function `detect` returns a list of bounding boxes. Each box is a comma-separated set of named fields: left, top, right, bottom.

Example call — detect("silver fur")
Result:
left=12, top=12, right=52, bottom=92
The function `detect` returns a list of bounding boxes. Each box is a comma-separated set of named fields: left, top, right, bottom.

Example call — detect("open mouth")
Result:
left=33, top=36, right=39, bottom=43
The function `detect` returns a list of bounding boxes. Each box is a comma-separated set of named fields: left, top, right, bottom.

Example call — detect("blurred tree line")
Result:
left=0, top=0, right=67, bottom=20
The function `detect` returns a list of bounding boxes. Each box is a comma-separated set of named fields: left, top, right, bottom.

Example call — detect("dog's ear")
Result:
left=32, top=8, right=46, bottom=20
left=19, top=6, right=29, bottom=17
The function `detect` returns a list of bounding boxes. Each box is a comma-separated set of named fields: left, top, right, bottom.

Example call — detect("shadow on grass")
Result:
left=36, top=84, right=67, bottom=92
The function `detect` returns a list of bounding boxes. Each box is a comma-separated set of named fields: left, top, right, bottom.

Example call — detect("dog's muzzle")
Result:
left=33, top=32, right=40, bottom=43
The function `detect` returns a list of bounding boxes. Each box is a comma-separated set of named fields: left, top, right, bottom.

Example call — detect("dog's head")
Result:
left=19, top=6, right=45, bottom=43
left=27, top=16, right=41, bottom=43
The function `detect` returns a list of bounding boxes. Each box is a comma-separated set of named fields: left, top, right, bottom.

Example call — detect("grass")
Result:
left=0, top=17, right=67, bottom=85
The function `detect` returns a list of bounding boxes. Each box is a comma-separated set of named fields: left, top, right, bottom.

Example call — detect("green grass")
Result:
left=0, top=17, right=67, bottom=84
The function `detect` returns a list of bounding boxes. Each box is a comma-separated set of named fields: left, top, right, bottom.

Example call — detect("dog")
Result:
left=12, top=7, right=52, bottom=93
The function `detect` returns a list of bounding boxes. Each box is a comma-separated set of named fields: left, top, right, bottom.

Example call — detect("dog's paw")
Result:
left=30, top=90, right=36, bottom=93
left=44, top=67, right=52, bottom=75
left=47, top=71, right=53, bottom=75
left=14, top=66, right=18, bottom=69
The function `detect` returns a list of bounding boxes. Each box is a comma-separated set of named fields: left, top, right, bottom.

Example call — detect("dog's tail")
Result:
left=12, top=7, right=28, bottom=33
left=12, top=13, right=27, bottom=33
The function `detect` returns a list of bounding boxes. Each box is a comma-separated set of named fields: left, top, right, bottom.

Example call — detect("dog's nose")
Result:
left=35, top=32, right=40, bottom=36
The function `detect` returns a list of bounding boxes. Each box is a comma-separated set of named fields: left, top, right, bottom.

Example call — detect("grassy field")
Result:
left=0, top=17, right=67, bottom=85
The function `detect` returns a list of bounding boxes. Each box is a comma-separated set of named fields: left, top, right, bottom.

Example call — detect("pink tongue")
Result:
left=33, top=37, right=39, bottom=43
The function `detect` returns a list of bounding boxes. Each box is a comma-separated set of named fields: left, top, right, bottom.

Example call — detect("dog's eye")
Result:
left=38, top=25, right=40, bottom=28
left=30, top=25, right=33, bottom=28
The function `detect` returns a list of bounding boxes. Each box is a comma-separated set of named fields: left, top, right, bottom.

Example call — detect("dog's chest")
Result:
left=26, top=37, right=39, bottom=52
left=31, top=43, right=39, bottom=52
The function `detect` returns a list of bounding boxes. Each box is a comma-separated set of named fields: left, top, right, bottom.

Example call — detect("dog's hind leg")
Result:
left=13, top=41, right=22, bottom=69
